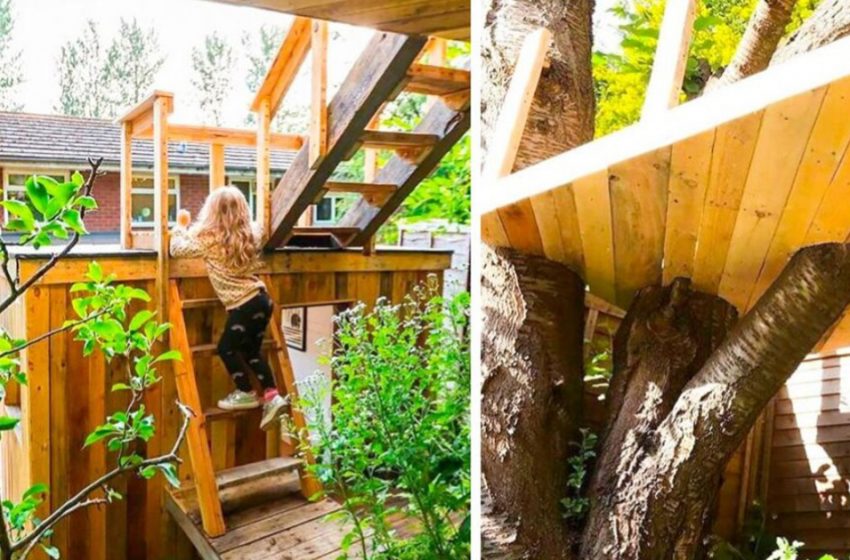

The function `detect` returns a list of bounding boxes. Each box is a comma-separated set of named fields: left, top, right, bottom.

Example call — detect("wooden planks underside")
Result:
left=197, top=0, right=470, bottom=40
left=482, top=73, right=850, bottom=350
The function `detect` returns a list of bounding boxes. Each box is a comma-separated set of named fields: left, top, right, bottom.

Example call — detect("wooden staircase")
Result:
left=165, top=279, right=322, bottom=540
left=258, top=27, right=470, bottom=249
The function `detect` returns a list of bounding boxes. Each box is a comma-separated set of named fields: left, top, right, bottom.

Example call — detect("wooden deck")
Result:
left=165, top=468, right=418, bottom=559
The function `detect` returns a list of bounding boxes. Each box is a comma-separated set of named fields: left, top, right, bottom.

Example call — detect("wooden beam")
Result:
left=117, top=90, right=174, bottom=137
left=120, top=122, right=133, bottom=249
left=343, top=97, right=470, bottom=246
left=309, top=19, right=328, bottom=169
left=257, top=97, right=272, bottom=238
left=135, top=123, right=303, bottom=150
left=364, top=112, right=382, bottom=182
left=250, top=17, right=312, bottom=116
left=482, top=27, right=551, bottom=182
left=209, top=143, right=225, bottom=192
left=153, top=95, right=170, bottom=320
left=422, top=38, right=447, bottom=112
left=641, top=0, right=696, bottom=121
left=267, top=32, right=428, bottom=247
left=481, top=34, right=850, bottom=215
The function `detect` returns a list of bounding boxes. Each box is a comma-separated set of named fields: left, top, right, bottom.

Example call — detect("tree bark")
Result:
left=581, top=243, right=850, bottom=559
left=480, top=0, right=595, bottom=171
left=773, top=0, right=850, bottom=63
left=711, top=0, right=798, bottom=89
left=481, top=246, right=585, bottom=559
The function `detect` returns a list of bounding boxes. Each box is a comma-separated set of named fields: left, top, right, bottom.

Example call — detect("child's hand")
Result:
left=177, top=209, right=191, bottom=228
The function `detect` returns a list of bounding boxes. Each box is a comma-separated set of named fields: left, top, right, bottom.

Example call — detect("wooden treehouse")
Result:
left=0, top=2, right=469, bottom=558
left=482, top=5, right=850, bottom=555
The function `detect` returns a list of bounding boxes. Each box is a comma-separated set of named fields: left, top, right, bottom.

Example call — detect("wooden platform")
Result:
left=166, top=469, right=419, bottom=559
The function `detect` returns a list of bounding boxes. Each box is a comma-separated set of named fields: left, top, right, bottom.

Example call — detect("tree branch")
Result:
left=0, top=308, right=110, bottom=359
left=13, top=403, right=192, bottom=557
left=0, top=157, right=104, bottom=316
left=709, top=0, right=798, bottom=89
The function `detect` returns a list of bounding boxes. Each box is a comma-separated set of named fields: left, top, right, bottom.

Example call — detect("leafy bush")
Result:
left=560, top=428, right=598, bottom=522
left=295, top=279, right=470, bottom=559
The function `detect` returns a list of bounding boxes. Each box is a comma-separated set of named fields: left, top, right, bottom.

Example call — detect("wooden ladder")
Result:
left=167, top=280, right=322, bottom=536
left=265, top=32, right=470, bottom=250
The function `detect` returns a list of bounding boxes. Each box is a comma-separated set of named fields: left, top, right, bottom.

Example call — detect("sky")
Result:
left=9, top=0, right=373, bottom=124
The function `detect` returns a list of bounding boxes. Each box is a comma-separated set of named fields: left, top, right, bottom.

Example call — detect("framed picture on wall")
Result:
left=282, top=307, right=307, bottom=351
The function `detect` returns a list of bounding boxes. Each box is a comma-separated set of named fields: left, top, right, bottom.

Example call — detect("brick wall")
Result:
left=0, top=167, right=216, bottom=233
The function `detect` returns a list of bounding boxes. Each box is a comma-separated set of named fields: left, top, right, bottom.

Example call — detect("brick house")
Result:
left=0, top=112, right=346, bottom=241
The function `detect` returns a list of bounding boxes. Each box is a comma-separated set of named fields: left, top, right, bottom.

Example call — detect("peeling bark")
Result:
left=711, top=0, right=798, bottom=89
left=480, top=0, right=595, bottom=171
left=773, top=0, right=850, bottom=62
left=481, top=246, right=585, bottom=559
left=581, top=244, right=850, bottom=559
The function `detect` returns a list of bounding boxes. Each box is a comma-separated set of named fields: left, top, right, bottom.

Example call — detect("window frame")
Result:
left=130, top=174, right=181, bottom=228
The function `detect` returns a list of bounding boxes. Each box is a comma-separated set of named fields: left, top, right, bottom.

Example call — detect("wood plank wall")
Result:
left=3, top=253, right=445, bottom=560
left=767, top=353, right=850, bottom=556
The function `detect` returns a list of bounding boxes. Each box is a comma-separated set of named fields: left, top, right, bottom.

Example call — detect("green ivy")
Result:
left=560, top=428, right=598, bottom=523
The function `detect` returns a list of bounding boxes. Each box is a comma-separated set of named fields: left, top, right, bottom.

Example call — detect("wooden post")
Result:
left=120, top=122, right=133, bottom=249
left=209, top=143, right=225, bottom=192
left=364, top=112, right=382, bottom=183
left=641, top=0, right=697, bottom=120
left=481, top=28, right=551, bottom=182
left=153, top=95, right=170, bottom=320
left=256, top=97, right=272, bottom=238
left=309, top=19, right=328, bottom=169
left=423, top=38, right=448, bottom=111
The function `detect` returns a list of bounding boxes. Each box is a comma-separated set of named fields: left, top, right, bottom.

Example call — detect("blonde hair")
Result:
left=192, top=186, right=258, bottom=270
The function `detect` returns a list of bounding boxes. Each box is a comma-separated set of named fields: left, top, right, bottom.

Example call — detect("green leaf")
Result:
left=61, top=208, right=87, bottom=235
left=153, top=350, right=182, bottom=363
left=158, top=463, right=181, bottom=488
left=25, top=176, right=49, bottom=216
left=129, top=310, right=155, bottom=332
left=0, top=416, right=20, bottom=431
left=87, top=261, right=103, bottom=282
left=76, top=195, right=98, bottom=209
left=41, top=178, right=77, bottom=206
left=42, top=544, right=61, bottom=559
left=71, top=170, right=85, bottom=187
left=1, top=200, right=35, bottom=228
left=111, top=383, right=132, bottom=392
left=23, top=483, right=48, bottom=500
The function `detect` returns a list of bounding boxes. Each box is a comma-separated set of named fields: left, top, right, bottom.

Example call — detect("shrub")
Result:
left=296, top=278, right=470, bottom=559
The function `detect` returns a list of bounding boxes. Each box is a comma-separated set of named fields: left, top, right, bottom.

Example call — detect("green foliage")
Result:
left=56, top=19, right=165, bottom=118
left=192, top=32, right=235, bottom=126
left=296, top=279, right=470, bottom=558
left=0, top=172, right=183, bottom=556
left=560, top=428, right=597, bottom=522
left=0, top=172, right=94, bottom=249
left=0, top=0, right=23, bottom=111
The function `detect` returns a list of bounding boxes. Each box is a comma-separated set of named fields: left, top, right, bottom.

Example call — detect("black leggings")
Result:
left=217, top=290, right=277, bottom=392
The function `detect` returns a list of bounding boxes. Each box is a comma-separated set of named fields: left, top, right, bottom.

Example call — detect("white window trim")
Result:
left=227, top=175, right=257, bottom=217
left=2, top=168, right=70, bottom=221
left=131, top=174, right=180, bottom=228
left=313, top=194, right=357, bottom=225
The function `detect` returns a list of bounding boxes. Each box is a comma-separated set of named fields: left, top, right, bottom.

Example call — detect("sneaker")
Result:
left=260, top=394, right=290, bottom=431
left=217, top=389, right=261, bottom=411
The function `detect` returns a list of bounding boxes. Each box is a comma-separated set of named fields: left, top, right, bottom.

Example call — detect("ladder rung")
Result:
left=181, top=297, right=221, bottom=309
left=216, top=457, right=304, bottom=491
left=190, top=339, right=280, bottom=357
left=405, top=63, right=470, bottom=96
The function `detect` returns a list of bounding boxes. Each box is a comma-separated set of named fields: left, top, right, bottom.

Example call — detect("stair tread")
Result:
left=405, top=63, right=470, bottom=96
left=323, top=181, right=396, bottom=193
left=216, top=457, right=304, bottom=491
left=358, top=130, right=439, bottom=150
left=291, top=226, right=360, bottom=234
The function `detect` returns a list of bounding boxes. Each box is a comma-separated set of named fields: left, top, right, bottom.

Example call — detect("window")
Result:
left=227, top=176, right=278, bottom=220
left=313, top=195, right=352, bottom=225
left=131, top=176, right=179, bottom=227
left=3, top=170, right=69, bottom=221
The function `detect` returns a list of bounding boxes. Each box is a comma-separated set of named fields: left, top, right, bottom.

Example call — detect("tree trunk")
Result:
left=480, top=0, right=595, bottom=171
left=581, top=243, right=850, bottom=559
left=773, top=0, right=850, bottom=62
left=481, top=246, right=585, bottom=558
left=710, top=0, right=798, bottom=89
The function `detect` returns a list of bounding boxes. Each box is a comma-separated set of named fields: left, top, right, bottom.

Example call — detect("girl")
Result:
left=170, top=186, right=287, bottom=431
